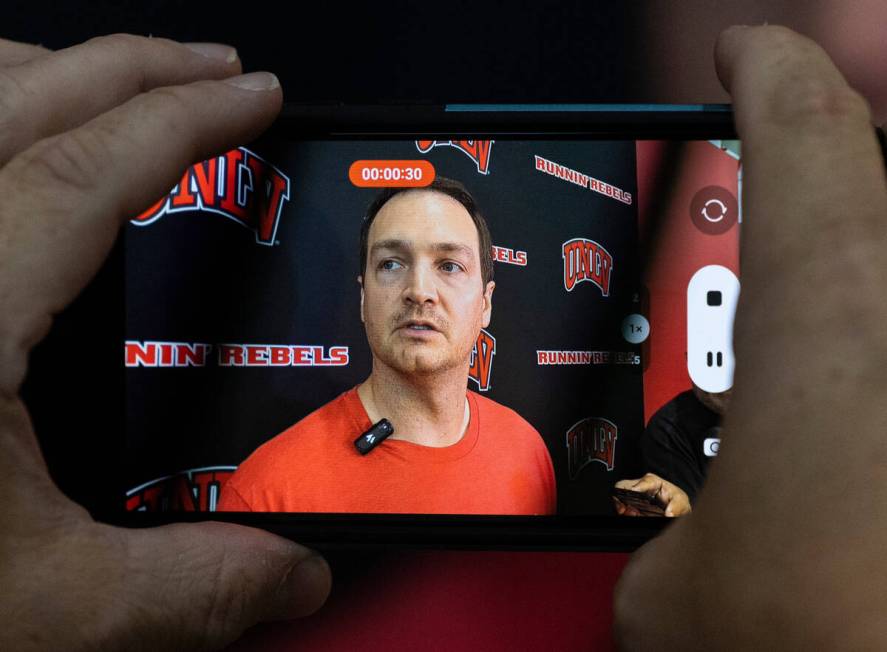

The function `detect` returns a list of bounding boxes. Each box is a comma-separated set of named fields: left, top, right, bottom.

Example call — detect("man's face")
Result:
left=359, top=190, right=494, bottom=377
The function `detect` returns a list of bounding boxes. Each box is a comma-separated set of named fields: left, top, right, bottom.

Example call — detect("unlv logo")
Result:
left=415, top=140, right=494, bottom=174
left=562, top=238, right=613, bottom=296
left=130, top=147, right=291, bottom=246
left=566, top=418, right=617, bottom=478
left=468, top=328, right=495, bottom=391
left=126, top=466, right=235, bottom=512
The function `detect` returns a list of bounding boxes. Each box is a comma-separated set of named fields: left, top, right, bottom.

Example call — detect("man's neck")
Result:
left=357, top=364, right=469, bottom=448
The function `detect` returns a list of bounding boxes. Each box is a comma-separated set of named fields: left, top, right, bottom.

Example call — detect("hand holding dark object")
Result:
left=0, top=35, right=330, bottom=651
left=612, top=489, right=666, bottom=517
left=614, top=25, right=887, bottom=650
left=613, top=474, right=690, bottom=517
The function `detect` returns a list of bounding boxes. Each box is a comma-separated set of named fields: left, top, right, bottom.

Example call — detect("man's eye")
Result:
left=379, top=260, right=403, bottom=271
left=440, top=261, right=463, bottom=273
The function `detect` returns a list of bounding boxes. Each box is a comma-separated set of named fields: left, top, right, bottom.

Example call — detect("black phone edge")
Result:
left=118, top=512, right=670, bottom=552
left=271, top=103, right=738, bottom=139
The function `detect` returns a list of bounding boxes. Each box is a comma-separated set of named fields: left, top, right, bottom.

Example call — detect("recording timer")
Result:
left=348, top=160, right=436, bottom=188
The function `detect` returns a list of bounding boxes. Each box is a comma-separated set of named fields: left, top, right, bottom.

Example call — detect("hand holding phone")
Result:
left=612, top=488, right=667, bottom=517
left=0, top=34, right=329, bottom=652
left=613, top=474, right=690, bottom=517
left=614, top=25, right=887, bottom=651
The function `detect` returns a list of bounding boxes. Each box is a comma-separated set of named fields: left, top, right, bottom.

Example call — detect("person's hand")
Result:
left=0, top=35, right=331, bottom=651
left=613, top=474, right=691, bottom=517
left=614, top=25, right=887, bottom=650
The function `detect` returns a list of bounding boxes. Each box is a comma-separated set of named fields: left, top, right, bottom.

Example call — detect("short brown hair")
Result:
left=359, top=177, right=494, bottom=287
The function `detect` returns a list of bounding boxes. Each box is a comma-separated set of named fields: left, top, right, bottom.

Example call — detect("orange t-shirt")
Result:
left=217, top=388, right=556, bottom=515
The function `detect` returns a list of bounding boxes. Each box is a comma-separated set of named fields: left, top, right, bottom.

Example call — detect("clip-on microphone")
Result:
left=354, top=418, right=394, bottom=455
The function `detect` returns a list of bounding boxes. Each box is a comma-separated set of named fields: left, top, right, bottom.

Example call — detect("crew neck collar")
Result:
left=344, top=387, right=480, bottom=462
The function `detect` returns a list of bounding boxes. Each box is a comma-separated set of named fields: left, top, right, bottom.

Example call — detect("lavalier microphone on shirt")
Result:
left=354, top=419, right=394, bottom=455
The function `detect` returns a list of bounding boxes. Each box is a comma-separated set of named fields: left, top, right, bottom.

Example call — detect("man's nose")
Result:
left=403, top=263, right=438, bottom=304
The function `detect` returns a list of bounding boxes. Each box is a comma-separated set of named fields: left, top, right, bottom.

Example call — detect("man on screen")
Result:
left=218, top=177, right=556, bottom=515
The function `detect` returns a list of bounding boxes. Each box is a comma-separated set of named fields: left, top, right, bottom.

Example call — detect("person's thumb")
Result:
left=118, top=521, right=331, bottom=651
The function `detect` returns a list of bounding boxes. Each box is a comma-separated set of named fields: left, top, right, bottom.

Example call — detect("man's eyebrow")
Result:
left=370, top=240, right=476, bottom=259
left=430, top=242, right=475, bottom=259
left=370, top=239, right=411, bottom=256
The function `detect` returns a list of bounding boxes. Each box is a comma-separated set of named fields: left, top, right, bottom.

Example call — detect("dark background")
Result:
left=4, top=1, right=643, bottom=104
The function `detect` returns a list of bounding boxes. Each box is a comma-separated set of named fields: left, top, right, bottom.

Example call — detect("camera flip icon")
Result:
left=690, top=186, right=738, bottom=235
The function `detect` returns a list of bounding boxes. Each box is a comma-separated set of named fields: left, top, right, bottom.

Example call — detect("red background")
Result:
left=637, top=140, right=740, bottom=422
left=227, top=552, right=630, bottom=651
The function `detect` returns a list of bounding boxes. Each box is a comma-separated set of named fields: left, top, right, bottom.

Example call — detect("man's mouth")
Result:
left=399, top=320, right=439, bottom=332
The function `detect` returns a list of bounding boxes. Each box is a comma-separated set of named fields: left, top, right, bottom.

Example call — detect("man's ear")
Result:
left=481, top=281, right=495, bottom=328
left=358, top=275, right=365, bottom=323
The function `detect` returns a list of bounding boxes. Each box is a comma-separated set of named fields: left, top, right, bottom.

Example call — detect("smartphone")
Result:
left=612, top=488, right=667, bottom=517
left=114, top=104, right=740, bottom=549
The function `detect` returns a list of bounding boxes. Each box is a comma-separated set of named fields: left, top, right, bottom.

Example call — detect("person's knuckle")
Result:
left=773, top=77, right=870, bottom=127
left=746, top=28, right=872, bottom=128
left=0, top=70, right=31, bottom=143
left=754, top=24, right=804, bottom=51
left=84, top=33, right=162, bottom=92
left=140, top=86, right=196, bottom=139
left=194, top=552, right=261, bottom=643
left=89, top=32, right=182, bottom=62
left=14, top=127, right=112, bottom=194
left=84, top=32, right=151, bottom=57
left=82, top=33, right=136, bottom=70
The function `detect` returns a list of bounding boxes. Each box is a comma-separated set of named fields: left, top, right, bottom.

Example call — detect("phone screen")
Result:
left=123, top=131, right=740, bottom=521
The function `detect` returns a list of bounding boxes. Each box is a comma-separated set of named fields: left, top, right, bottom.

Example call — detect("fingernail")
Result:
left=271, top=555, right=332, bottom=620
left=224, top=71, right=280, bottom=91
left=184, top=42, right=238, bottom=63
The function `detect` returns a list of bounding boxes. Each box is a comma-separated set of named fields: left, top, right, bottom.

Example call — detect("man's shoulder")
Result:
left=237, top=388, right=363, bottom=468
left=643, top=389, right=715, bottom=448
left=470, top=391, right=540, bottom=436
left=469, top=392, right=554, bottom=491
left=286, top=387, right=363, bottom=433
left=648, top=390, right=695, bottom=426
left=219, top=387, right=366, bottom=511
